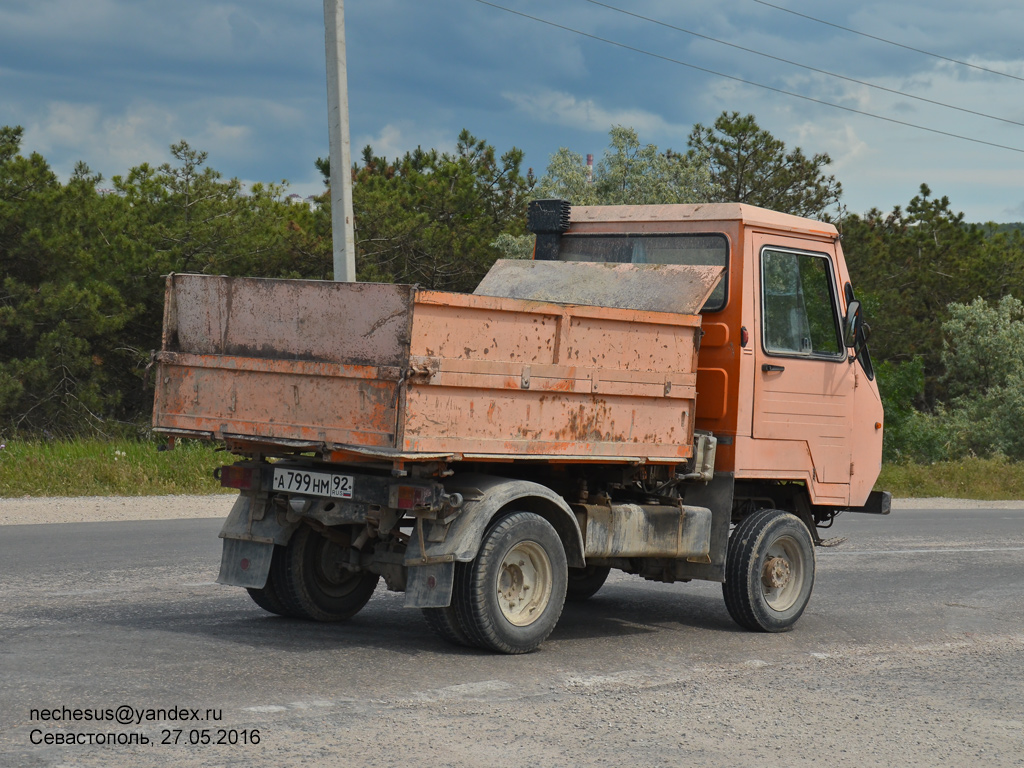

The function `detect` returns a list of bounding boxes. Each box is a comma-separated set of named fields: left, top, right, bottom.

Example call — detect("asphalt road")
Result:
left=2, top=506, right=1023, bottom=767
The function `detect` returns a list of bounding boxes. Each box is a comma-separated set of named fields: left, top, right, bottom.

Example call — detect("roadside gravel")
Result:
left=2, top=493, right=1023, bottom=526
left=0, top=494, right=235, bottom=525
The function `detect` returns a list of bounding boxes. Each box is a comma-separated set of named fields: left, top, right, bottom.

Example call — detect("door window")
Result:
left=761, top=248, right=843, bottom=359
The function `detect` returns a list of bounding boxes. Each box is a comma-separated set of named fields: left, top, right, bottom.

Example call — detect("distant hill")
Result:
left=984, top=223, right=1024, bottom=235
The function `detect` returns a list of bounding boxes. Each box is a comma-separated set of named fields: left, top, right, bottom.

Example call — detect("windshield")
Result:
left=556, top=233, right=729, bottom=312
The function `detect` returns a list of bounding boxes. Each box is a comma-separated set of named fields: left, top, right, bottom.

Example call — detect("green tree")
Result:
left=912, top=296, right=1024, bottom=460
left=536, top=126, right=712, bottom=206
left=102, top=143, right=301, bottom=420
left=943, top=296, right=1024, bottom=399
left=352, top=130, right=533, bottom=291
left=112, top=141, right=296, bottom=277
left=1, top=128, right=133, bottom=434
left=841, top=185, right=1024, bottom=404
left=687, top=112, right=841, bottom=219
left=1, top=131, right=325, bottom=436
left=490, top=126, right=714, bottom=259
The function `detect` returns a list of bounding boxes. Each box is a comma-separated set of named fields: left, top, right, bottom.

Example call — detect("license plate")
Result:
left=272, top=467, right=353, bottom=499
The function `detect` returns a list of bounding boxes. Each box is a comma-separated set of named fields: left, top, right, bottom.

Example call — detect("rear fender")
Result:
left=218, top=493, right=299, bottom=545
left=403, top=475, right=584, bottom=609
left=216, top=494, right=299, bottom=589
left=440, top=474, right=584, bottom=565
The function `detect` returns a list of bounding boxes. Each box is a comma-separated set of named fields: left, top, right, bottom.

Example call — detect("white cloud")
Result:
left=352, top=123, right=455, bottom=161
left=201, top=121, right=250, bottom=145
left=1004, top=201, right=1024, bottom=220
left=22, top=101, right=175, bottom=177
left=29, top=103, right=102, bottom=148
left=503, top=89, right=682, bottom=137
left=799, top=120, right=872, bottom=173
left=18, top=95, right=319, bottom=182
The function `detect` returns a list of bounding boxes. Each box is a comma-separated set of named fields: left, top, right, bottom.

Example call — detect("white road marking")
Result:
left=825, top=547, right=1024, bottom=555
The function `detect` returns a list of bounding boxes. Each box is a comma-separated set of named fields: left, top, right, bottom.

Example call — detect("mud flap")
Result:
left=217, top=538, right=274, bottom=589
left=404, top=562, right=455, bottom=608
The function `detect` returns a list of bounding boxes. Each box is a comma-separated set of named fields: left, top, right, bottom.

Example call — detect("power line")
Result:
left=582, top=0, right=1024, bottom=128
left=468, top=0, right=1024, bottom=154
left=750, top=0, right=1024, bottom=83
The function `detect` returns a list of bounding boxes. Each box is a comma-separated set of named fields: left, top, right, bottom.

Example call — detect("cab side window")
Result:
left=762, top=249, right=842, bottom=358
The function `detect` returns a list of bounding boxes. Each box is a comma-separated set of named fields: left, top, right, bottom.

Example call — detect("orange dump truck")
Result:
left=152, top=199, right=889, bottom=653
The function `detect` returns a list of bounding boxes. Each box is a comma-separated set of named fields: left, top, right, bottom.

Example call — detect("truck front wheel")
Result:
left=453, top=511, right=568, bottom=654
left=279, top=525, right=380, bottom=621
left=722, top=509, right=815, bottom=632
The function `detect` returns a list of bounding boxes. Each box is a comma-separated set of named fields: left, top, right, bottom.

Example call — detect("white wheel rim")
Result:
left=496, top=540, right=553, bottom=627
left=760, top=535, right=804, bottom=612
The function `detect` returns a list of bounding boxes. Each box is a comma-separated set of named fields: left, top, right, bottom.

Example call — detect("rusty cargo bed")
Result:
left=152, top=264, right=720, bottom=465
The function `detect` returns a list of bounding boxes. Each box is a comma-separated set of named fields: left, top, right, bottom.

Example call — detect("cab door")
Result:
left=750, top=235, right=855, bottom=495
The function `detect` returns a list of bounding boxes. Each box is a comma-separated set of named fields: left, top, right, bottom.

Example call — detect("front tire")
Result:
left=278, top=525, right=380, bottom=621
left=722, top=509, right=815, bottom=632
left=453, top=511, right=567, bottom=654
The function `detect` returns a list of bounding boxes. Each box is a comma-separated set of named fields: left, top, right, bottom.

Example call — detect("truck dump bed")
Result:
left=152, top=264, right=720, bottom=464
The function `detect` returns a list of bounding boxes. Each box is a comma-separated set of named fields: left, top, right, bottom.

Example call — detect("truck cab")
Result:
left=529, top=200, right=884, bottom=510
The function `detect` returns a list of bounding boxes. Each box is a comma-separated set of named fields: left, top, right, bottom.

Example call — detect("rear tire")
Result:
left=246, top=545, right=295, bottom=616
left=722, top=509, right=815, bottom=632
left=565, top=565, right=611, bottom=602
left=422, top=603, right=475, bottom=648
left=278, top=525, right=380, bottom=621
left=453, top=511, right=567, bottom=654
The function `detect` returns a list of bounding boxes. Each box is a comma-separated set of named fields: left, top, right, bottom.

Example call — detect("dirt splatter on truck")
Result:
left=153, top=200, right=888, bottom=653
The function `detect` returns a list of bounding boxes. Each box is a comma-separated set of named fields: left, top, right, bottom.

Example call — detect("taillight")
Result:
left=217, top=465, right=256, bottom=490
left=395, top=484, right=432, bottom=510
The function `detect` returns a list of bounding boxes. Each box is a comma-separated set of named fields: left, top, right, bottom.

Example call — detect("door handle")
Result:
left=762, top=364, right=785, bottom=373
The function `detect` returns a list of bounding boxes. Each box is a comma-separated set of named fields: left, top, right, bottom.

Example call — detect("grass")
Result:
left=0, top=438, right=231, bottom=497
left=2, top=439, right=1023, bottom=500
left=878, top=457, right=1024, bottom=500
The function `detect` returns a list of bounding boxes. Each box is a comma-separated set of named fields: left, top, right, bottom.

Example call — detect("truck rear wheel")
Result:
left=565, top=565, right=611, bottom=601
left=422, top=604, right=475, bottom=647
left=453, top=511, right=567, bottom=654
left=722, top=509, right=815, bottom=632
left=246, top=545, right=296, bottom=617
left=279, top=525, right=380, bottom=621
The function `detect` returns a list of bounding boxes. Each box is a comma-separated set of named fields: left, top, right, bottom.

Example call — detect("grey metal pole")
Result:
left=324, top=0, right=356, bottom=282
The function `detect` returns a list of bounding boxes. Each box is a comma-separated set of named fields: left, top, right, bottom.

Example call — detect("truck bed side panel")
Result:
left=403, top=292, right=700, bottom=460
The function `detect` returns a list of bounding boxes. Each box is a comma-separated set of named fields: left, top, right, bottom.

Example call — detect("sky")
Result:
left=2, top=0, right=1023, bottom=222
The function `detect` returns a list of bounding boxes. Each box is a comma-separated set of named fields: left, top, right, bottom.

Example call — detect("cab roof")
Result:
left=568, top=203, right=838, bottom=238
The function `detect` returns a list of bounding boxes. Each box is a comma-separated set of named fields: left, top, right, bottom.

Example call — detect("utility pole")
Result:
left=324, top=0, right=356, bottom=282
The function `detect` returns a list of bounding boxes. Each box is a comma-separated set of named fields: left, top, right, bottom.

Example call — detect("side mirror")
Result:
left=843, top=300, right=861, bottom=348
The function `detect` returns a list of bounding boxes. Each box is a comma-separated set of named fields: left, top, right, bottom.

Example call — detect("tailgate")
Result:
left=152, top=274, right=414, bottom=449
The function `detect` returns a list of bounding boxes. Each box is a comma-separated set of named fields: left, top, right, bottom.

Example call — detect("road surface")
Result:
left=1, top=499, right=1022, bottom=766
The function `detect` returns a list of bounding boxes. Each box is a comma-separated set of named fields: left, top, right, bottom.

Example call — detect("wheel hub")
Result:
left=496, top=541, right=552, bottom=627
left=319, top=541, right=348, bottom=584
left=761, top=556, right=792, bottom=590
left=498, top=563, right=526, bottom=600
